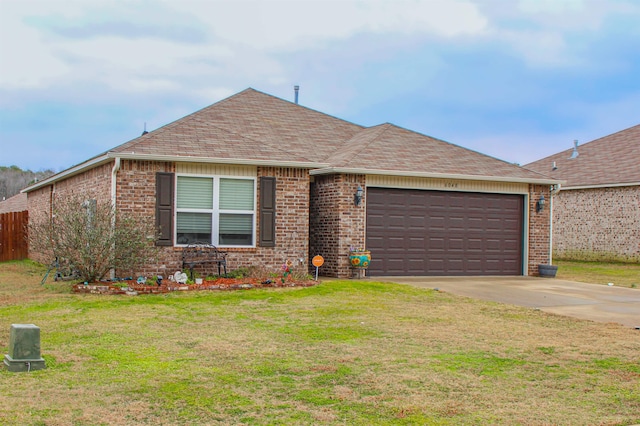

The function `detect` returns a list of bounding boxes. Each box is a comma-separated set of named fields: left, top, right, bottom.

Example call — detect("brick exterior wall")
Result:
left=28, top=161, right=312, bottom=279
left=28, top=160, right=554, bottom=279
left=27, top=186, right=53, bottom=265
left=311, top=178, right=552, bottom=278
left=528, top=184, right=553, bottom=276
left=116, top=160, right=176, bottom=277
left=27, top=162, right=114, bottom=265
left=309, top=173, right=366, bottom=278
left=118, top=162, right=311, bottom=278
left=552, top=185, right=640, bottom=262
left=229, top=166, right=310, bottom=273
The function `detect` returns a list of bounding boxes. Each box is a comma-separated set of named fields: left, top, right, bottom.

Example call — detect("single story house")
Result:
left=524, top=124, right=640, bottom=263
left=24, top=88, right=558, bottom=278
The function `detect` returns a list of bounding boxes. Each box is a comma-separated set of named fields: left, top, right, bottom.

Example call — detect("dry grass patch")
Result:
left=1, top=261, right=639, bottom=425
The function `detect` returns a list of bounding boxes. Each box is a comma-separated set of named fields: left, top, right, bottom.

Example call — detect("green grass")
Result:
left=1, top=260, right=639, bottom=425
left=555, top=259, right=640, bottom=287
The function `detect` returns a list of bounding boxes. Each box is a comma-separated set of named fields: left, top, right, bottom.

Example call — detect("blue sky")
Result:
left=1, top=0, right=638, bottom=172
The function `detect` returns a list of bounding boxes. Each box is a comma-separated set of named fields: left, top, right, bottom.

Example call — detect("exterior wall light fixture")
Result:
left=354, top=186, right=364, bottom=206
left=536, top=194, right=545, bottom=213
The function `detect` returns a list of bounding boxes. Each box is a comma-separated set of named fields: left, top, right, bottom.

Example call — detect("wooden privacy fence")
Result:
left=0, top=211, right=28, bottom=262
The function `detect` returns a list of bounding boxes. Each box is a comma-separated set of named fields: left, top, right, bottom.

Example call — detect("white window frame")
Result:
left=175, top=173, right=257, bottom=248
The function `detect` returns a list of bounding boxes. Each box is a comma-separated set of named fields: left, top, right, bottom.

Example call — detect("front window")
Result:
left=176, top=175, right=255, bottom=246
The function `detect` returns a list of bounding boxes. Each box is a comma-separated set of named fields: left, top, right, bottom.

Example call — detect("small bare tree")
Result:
left=29, top=195, right=159, bottom=282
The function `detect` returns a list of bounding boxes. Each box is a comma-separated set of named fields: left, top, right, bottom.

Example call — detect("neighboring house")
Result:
left=0, top=193, right=27, bottom=214
left=24, top=88, right=558, bottom=278
left=525, top=124, right=640, bottom=263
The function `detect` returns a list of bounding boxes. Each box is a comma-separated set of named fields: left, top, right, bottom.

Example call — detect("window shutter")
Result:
left=156, top=172, right=174, bottom=246
left=259, top=176, right=276, bottom=247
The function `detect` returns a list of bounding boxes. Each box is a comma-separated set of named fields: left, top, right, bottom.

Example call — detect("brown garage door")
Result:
left=366, top=188, right=524, bottom=276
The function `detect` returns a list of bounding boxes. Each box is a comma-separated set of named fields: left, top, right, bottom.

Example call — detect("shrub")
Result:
left=29, top=194, right=159, bottom=283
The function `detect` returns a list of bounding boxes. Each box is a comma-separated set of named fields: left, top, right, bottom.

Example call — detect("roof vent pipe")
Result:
left=141, top=122, right=149, bottom=136
left=569, top=139, right=579, bottom=159
left=294, top=85, right=299, bottom=104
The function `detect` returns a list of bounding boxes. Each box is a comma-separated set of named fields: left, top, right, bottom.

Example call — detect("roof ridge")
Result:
left=383, top=122, right=532, bottom=172
left=524, top=122, right=640, bottom=167
left=346, top=123, right=393, bottom=159
left=109, top=89, right=257, bottom=154
left=247, top=87, right=366, bottom=131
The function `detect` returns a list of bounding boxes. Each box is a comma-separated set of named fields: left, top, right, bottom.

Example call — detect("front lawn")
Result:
left=555, top=259, right=640, bottom=288
left=1, top=260, right=639, bottom=425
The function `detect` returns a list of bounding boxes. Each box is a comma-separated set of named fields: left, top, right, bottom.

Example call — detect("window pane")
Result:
left=177, top=177, right=213, bottom=209
left=219, top=213, right=253, bottom=245
left=220, top=179, right=254, bottom=210
left=177, top=212, right=212, bottom=244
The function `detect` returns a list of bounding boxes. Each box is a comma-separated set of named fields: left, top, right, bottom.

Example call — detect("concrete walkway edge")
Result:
left=375, top=276, right=640, bottom=329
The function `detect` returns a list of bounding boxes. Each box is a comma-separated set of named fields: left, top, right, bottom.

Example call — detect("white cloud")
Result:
left=168, top=0, right=488, bottom=49
left=0, top=2, right=71, bottom=89
left=0, top=0, right=489, bottom=94
left=518, top=0, right=584, bottom=14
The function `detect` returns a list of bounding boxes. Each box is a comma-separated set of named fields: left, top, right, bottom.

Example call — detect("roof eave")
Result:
left=22, top=154, right=113, bottom=193
left=561, top=181, right=640, bottom=191
left=310, top=167, right=563, bottom=185
left=111, top=152, right=329, bottom=169
left=22, top=152, right=329, bottom=193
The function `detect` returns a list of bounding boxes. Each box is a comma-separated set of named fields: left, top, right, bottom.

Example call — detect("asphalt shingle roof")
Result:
left=0, top=193, right=27, bottom=213
left=524, top=124, right=640, bottom=187
left=113, top=88, right=364, bottom=164
left=107, top=88, right=552, bottom=182
left=325, top=123, right=549, bottom=180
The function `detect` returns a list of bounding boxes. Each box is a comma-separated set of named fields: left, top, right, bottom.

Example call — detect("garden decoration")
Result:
left=312, top=255, right=324, bottom=281
left=349, top=247, right=371, bottom=279
left=281, top=259, right=293, bottom=283
left=349, top=248, right=371, bottom=269
left=174, top=271, right=188, bottom=284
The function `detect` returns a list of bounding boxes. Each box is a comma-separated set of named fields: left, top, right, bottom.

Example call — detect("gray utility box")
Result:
left=4, top=324, right=46, bottom=372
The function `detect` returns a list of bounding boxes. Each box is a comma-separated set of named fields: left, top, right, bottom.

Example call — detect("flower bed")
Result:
left=73, top=277, right=317, bottom=295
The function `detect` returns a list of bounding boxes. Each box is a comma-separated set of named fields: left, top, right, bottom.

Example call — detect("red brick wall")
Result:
left=224, top=166, right=310, bottom=273
left=528, top=184, right=552, bottom=275
left=27, top=162, right=113, bottom=264
left=117, top=163, right=311, bottom=278
left=310, top=173, right=366, bottom=278
left=312, top=175, right=549, bottom=278
left=26, top=186, right=52, bottom=264
left=116, top=160, right=176, bottom=277
left=28, top=161, right=313, bottom=279
left=28, top=161, right=553, bottom=279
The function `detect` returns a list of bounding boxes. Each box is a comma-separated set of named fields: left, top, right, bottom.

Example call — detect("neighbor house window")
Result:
left=176, top=175, right=255, bottom=246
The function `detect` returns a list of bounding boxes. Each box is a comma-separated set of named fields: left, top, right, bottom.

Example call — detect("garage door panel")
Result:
left=366, top=188, right=523, bottom=276
left=428, top=216, right=446, bottom=230
left=428, top=237, right=445, bottom=251
left=448, top=238, right=465, bottom=251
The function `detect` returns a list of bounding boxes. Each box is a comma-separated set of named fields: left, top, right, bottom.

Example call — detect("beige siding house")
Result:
left=24, top=88, right=558, bottom=278
left=525, top=124, right=640, bottom=262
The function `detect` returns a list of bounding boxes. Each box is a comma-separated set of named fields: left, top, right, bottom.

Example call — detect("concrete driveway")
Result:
left=377, top=276, right=640, bottom=328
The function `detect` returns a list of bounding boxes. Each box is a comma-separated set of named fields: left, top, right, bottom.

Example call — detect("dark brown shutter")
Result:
left=259, top=176, right=276, bottom=247
left=156, top=172, right=174, bottom=246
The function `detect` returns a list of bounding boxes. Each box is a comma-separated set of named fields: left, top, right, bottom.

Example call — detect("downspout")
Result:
left=549, top=191, right=553, bottom=265
left=111, top=157, right=121, bottom=210
left=549, top=184, right=561, bottom=265
left=110, top=157, right=121, bottom=279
